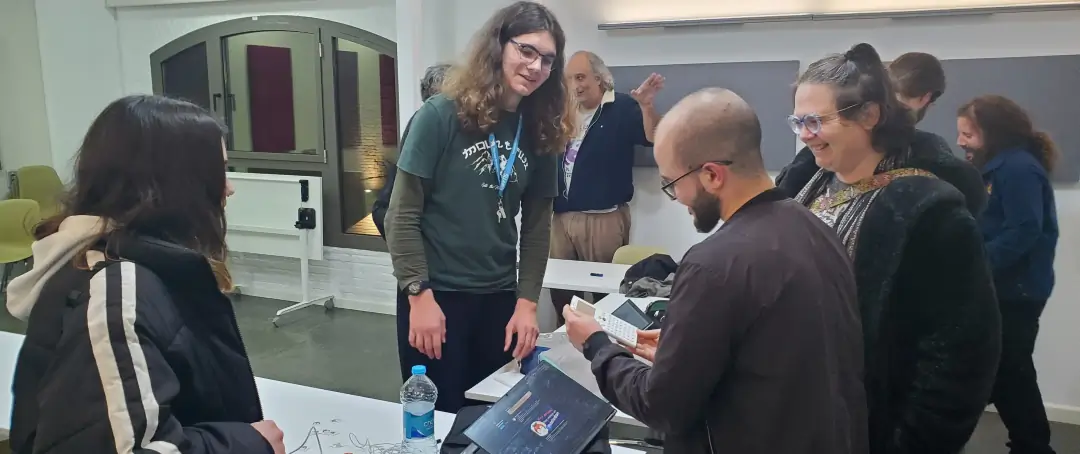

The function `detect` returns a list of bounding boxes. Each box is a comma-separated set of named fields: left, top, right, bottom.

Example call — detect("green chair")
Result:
left=612, top=244, right=668, bottom=266
left=14, top=165, right=64, bottom=220
left=0, top=199, right=40, bottom=293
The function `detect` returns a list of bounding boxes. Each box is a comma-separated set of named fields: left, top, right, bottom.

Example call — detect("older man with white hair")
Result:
left=550, top=51, right=664, bottom=323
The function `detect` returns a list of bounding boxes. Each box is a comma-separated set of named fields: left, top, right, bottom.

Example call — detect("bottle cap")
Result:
left=411, top=365, right=427, bottom=375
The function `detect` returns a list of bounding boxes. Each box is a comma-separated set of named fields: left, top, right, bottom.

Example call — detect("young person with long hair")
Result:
left=385, top=1, right=572, bottom=412
left=6, top=95, right=284, bottom=453
left=958, top=95, right=1060, bottom=454
left=776, top=43, right=1001, bottom=454
left=888, top=51, right=986, bottom=216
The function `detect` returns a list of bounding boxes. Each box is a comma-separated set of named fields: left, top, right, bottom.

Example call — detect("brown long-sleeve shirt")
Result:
left=583, top=189, right=868, bottom=454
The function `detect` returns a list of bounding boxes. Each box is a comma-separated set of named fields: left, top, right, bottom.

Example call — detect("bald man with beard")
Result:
left=564, top=88, right=868, bottom=454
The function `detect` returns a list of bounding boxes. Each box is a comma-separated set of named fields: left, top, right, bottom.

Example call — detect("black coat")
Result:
left=372, top=165, right=396, bottom=239
left=776, top=142, right=1001, bottom=454
left=10, top=235, right=271, bottom=454
left=372, top=117, right=417, bottom=240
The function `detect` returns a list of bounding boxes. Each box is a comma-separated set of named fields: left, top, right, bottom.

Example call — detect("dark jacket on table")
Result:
left=7, top=218, right=270, bottom=454
left=584, top=189, right=868, bottom=454
left=979, top=148, right=1058, bottom=302
left=775, top=140, right=1001, bottom=454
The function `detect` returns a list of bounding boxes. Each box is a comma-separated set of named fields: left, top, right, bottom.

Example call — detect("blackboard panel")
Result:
left=610, top=60, right=801, bottom=170
left=918, top=55, right=1080, bottom=183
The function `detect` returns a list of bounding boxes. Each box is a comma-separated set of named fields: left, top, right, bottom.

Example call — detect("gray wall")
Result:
left=610, top=60, right=800, bottom=170
left=611, top=56, right=1080, bottom=182
left=918, top=55, right=1080, bottom=183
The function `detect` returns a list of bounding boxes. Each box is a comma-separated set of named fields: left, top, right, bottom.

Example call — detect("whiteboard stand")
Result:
left=224, top=173, right=333, bottom=327
left=271, top=223, right=334, bottom=326
left=270, top=180, right=335, bottom=327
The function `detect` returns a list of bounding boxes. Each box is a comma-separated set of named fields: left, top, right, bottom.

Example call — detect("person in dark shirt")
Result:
left=385, top=1, right=570, bottom=412
left=957, top=95, right=1060, bottom=454
left=372, top=63, right=450, bottom=239
left=888, top=51, right=986, bottom=216
left=563, top=88, right=868, bottom=454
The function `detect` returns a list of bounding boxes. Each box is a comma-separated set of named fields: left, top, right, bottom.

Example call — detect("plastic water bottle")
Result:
left=401, top=365, right=438, bottom=453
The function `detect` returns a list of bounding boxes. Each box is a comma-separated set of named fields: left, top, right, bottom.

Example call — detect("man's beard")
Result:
left=690, top=190, right=723, bottom=233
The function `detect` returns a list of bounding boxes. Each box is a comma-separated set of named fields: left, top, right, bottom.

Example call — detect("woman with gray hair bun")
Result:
left=776, top=42, right=1000, bottom=454
left=373, top=63, right=452, bottom=238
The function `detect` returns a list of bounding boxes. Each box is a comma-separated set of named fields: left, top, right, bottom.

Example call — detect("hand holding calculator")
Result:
left=569, top=296, right=639, bottom=348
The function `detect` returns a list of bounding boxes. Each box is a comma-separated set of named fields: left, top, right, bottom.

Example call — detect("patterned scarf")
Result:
left=794, top=152, right=936, bottom=257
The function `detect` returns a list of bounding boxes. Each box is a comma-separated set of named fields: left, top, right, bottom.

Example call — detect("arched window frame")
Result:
left=150, top=15, right=398, bottom=252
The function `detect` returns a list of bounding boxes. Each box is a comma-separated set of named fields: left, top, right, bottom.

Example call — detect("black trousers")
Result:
left=396, top=289, right=516, bottom=413
left=991, top=298, right=1055, bottom=454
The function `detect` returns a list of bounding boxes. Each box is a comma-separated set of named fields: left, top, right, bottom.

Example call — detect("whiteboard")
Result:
left=225, top=172, right=324, bottom=260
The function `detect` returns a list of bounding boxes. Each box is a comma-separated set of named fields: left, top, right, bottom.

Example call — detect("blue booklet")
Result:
left=463, top=360, right=616, bottom=454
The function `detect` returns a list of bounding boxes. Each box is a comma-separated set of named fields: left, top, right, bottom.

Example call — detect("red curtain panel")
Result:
left=379, top=54, right=398, bottom=146
left=336, top=50, right=361, bottom=150
left=247, top=45, right=296, bottom=153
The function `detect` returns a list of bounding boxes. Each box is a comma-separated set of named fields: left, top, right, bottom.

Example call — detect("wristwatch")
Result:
left=406, top=281, right=431, bottom=296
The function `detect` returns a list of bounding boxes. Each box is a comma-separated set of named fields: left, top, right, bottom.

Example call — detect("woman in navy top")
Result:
left=957, top=95, right=1060, bottom=454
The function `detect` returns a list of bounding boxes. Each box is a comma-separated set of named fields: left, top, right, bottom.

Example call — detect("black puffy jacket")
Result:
left=8, top=229, right=271, bottom=454
left=775, top=138, right=1000, bottom=454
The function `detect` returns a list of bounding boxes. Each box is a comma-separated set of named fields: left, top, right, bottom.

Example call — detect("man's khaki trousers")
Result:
left=548, top=204, right=631, bottom=324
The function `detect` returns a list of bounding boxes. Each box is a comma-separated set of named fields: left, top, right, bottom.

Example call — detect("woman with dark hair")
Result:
left=958, top=95, right=1060, bottom=454
left=385, top=1, right=570, bottom=412
left=776, top=43, right=1001, bottom=454
left=5, top=95, right=284, bottom=453
left=888, top=51, right=986, bottom=216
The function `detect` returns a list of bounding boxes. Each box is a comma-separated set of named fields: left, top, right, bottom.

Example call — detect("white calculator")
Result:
left=570, top=296, right=638, bottom=348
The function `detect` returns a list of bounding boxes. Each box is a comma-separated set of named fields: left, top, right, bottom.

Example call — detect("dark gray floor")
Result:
left=0, top=289, right=1077, bottom=453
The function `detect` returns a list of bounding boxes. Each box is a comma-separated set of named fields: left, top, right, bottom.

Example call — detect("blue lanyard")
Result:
left=489, top=115, right=523, bottom=198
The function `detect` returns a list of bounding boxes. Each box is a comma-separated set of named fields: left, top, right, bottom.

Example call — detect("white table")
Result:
left=465, top=295, right=665, bottom=428
left=256, top=377, right=460, bottom=452
left=0, top=331, right=21, bottom=427
left=0, top=331, right=641, bottom=453
left=543, top=259, right=631, bottom=293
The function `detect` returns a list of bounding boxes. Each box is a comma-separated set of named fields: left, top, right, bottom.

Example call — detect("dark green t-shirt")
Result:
left=396, top=94, right=558, bottom=293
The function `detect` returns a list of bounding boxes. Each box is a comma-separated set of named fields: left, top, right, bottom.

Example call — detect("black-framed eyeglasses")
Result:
left=660, top=160, right=734, bottom=200
left=787, top=103, right=862, bottom=135
left=509, top=39, right=556, bottom=70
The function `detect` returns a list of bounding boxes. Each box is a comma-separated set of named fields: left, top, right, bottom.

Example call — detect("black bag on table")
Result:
left=619, top=253, right=678, bottom=294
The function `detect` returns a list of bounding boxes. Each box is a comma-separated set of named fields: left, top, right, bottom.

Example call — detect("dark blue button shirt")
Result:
left=554, top=92, right=650, bottom=213
left=979, top=149, right=1058, bottom=301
